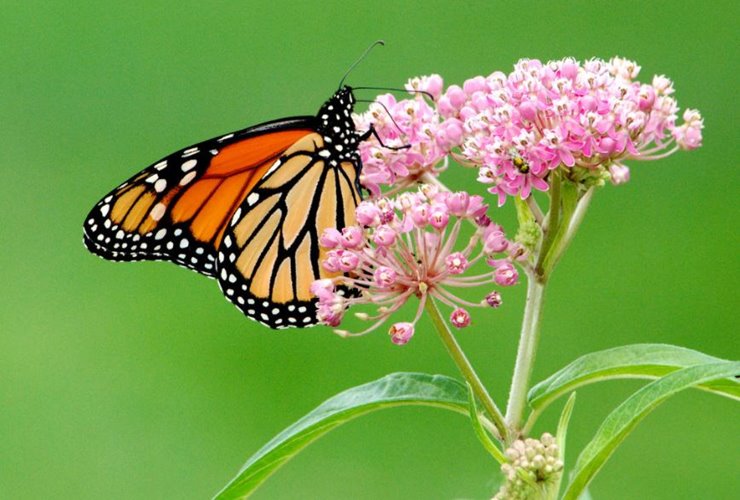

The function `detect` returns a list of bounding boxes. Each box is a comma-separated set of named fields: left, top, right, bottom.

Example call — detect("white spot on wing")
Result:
left=230, top=208, right=242, bottom=226
left=150, top=203, right=166, bottom=221
left=247, top=193, right=259, bottom=206
left=154, top=179, right=167, bottom=193
left=180, top=171, right=196, bottom=186
left=265, top=159, right=282, bottom=177
left=181, top=159, right=197, bottom=172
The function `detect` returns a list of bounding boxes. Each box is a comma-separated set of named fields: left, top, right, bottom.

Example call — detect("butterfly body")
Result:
left=83, top=87, right=363, bottom=328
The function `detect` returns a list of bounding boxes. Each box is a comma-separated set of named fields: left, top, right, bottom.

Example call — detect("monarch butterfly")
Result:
left=83, top=85, right=369, bottom=329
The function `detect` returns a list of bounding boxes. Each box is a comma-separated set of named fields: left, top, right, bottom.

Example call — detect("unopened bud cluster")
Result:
left=493, top=433, right=564, bottom=500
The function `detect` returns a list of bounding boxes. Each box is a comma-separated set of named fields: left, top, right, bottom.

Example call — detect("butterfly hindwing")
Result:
left=216, top=132, right=362, bottom=328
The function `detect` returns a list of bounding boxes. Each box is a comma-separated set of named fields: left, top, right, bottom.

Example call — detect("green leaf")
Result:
left=562, top=361, right=740, bottom=499
left=214, top=372, right=469, bottom=499
left=466, top=383, right=507, bottom=465
left=528, top=344, right=739, bottom=411
left=556, top=392, right=576, bottom=458
left=552, top=392, right=576, bottom=499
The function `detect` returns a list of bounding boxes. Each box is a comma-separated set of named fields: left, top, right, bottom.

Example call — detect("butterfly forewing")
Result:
left=83, top=119, right=315, bottom=277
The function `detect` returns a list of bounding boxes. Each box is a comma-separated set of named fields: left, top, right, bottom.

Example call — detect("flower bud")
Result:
left=322, top=251, right=341, bottom=273
left=466, top=195, right=488, bottom=219
left=494, top=262, right=519, bottom=286
left=389, top=322, right=415, bottom=345
left=609, top=164, right=630, bottom=185
left=559, top=57, right=579, bottom=80
left=450, top=308, right=471, bottom=328
left=484, top=229, right=509, bottom=253
left=309, top=279, right=335, bottom=301
left=373, top=224, right=397, bottom=247
left=317, top=303, right=343, bottom=327
left=445, top=191, right=470, bottom=216
left=373, top=266, right=397, bottom=288
left=319, top=228, right=343, bottom=249
left=337, top=250, right=360, bottom=272
left=428, top=203, right=450, bottom=229
left=410, top=203, right=430, bottom=227
left=463, top=76, right=488, bottom=95
left=355, top=202, right=380, bottom=226
left=444, top=252, right=469, bottom=274
left=445, top=85, right=466, bottom=110
left=638, top=84, right=655, bottom=110
left=341, top=226, right=364, bottom=249
left=485, top=291, right=502, bottom=308
left=435, top=118, right=464, bottom=149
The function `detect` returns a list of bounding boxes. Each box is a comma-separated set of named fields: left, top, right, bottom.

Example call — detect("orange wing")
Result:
left=84, top=85, right=365, bottom=329
left=83, top=119, right=315, bottom=277
left=216, top=133, right=362, bottom=328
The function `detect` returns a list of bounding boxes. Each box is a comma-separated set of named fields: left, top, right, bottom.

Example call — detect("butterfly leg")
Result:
left=359, top=126, right=411, bottom=151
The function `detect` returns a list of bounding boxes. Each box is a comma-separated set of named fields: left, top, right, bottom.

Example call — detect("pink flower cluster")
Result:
left=353, top=76, right=448, bottom=196
left=310, top=186, right=524, bottom=344
left=357, top=58, right=703, bottom=205
left=447, top=57, right=704, bottom=204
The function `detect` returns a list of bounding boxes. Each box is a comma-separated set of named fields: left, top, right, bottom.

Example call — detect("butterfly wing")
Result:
left=216, top=132, right=362, bottom=328
left=83, top=118, right=316, bottom=277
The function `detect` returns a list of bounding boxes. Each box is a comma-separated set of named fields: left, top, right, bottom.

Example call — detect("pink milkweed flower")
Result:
left=374, top=266, right=397, bottom=288
left=450, top=308, right=471, bottom=329
left=673, top=109, right=704, bottom=150
left=493, top=262, right=519, bottom=287
left=389, top=322, right=415, bottom=345
left=445, top=252, right=469, bottom=274
left=429, top=57, right=703, bottom=202
left=353, top=82, right=449, bottom=196
left=609, top=164, right=631, bottom=185
left=310, top=188, right=521, bottom=343
left=319, top=228, right=343, bottom=249
left=485, top=291, right=503, bottom=308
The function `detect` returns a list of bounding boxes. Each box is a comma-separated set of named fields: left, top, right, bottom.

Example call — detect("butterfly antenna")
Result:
left=339, top=40, right=385, bottom=89
left=354, top=86, right=435, bottom=101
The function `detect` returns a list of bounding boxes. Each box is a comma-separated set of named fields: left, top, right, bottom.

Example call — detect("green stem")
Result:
left=508, top=186, right=595, bottom=437
left=504, top=272, right=547, bottom=437
left=535, top=171, right=562, bottom=280
left=425, top=297, right=508, bottom=440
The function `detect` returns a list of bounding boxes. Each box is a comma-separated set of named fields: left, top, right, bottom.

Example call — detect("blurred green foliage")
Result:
left=1, top=1, right=737, bottom=498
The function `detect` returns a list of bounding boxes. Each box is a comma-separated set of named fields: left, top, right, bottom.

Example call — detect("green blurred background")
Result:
left=2, top=1, right=737, bottom=498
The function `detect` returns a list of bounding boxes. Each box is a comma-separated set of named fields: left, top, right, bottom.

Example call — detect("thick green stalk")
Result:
left=425, top=297, right=508, bottom=440
left=504, top=272, right=547, bottom=436
left=507, top=186, right=594, bottom=436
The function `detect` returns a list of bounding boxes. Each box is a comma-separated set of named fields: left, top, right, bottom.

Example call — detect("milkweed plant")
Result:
left=216, top=58, right=738, bottom=499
